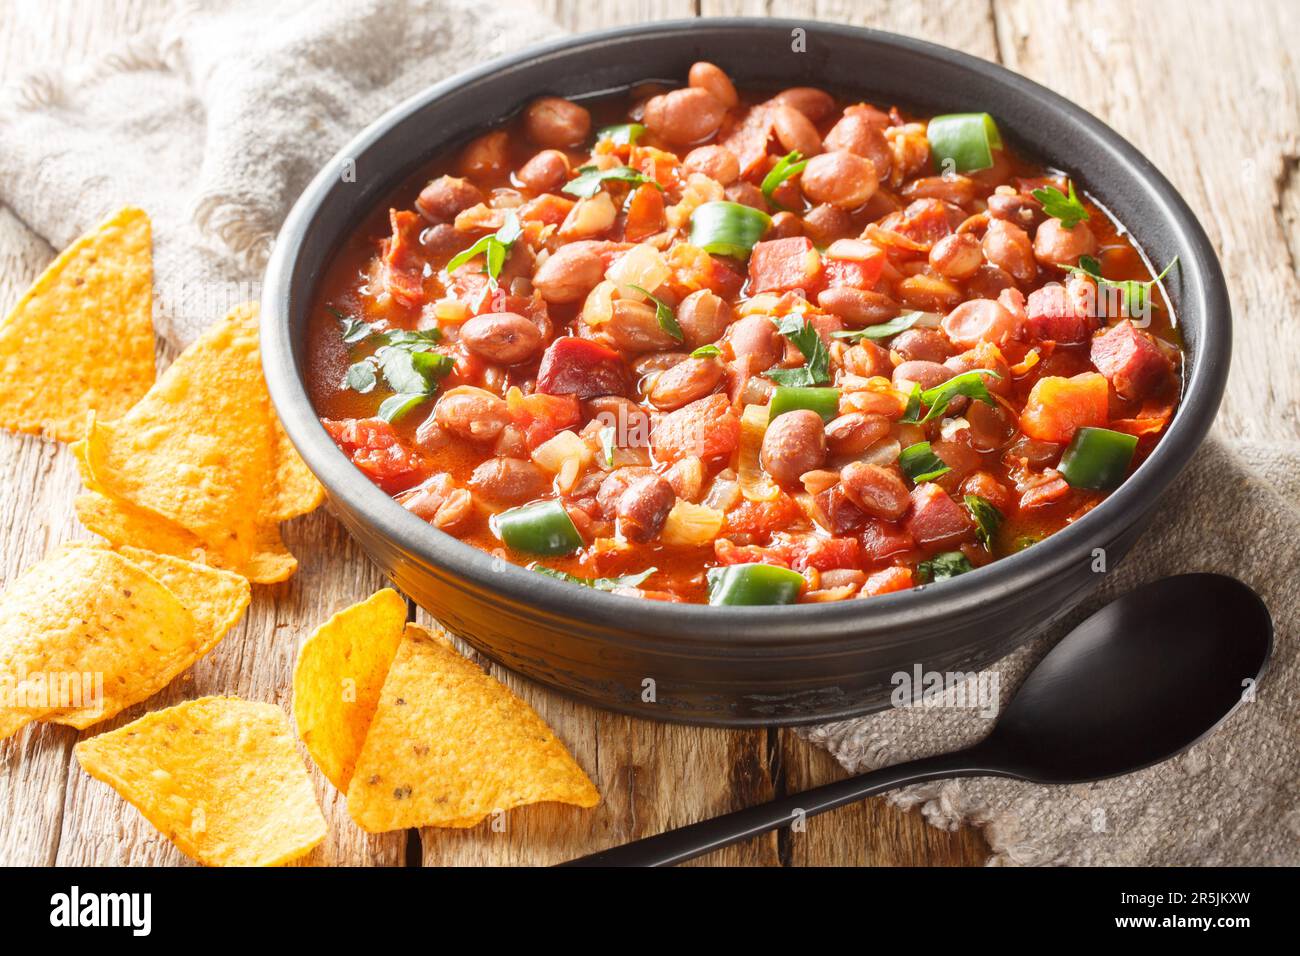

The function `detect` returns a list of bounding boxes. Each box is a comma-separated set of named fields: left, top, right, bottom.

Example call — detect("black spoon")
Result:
left=562, top=573, right=1272, bottom=867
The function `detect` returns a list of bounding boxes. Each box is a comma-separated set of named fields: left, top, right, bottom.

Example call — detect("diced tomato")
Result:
left=860, top=518, right=914, bottom=561
left=861, top=565, right=915, bottom=597
left=890, top=199, right=955, bottom=248
left=960, top=470, right=1013, bottom=513
left=520, top=193, right=575, bottom=227
left=380, top=208, right=426, bottom=308
left=652, top=393, right=740, bottom=464
left=788, top=535, right=861, bottom=572
left=667, top=244, right=746, bottom=299
left=904, top=483, right=975, bottom=548
left=1090, top=320, right=1172, bottom=401
left=1019, top=474, right=1071, bottom=510
left=748, top=237, right=823, bottom=294
left=321, top=417, right=431, bottom=494
left=1026, top=283, right=1097, bottom=344
left=624, top=183, right=667, bottom=241
left=714, top=538, right=790, bottom=568
left=1019, top=372, right=1109, bottom=443
left=535, top=337, right=630, bottom=400
left=823, top=250, right=885, bottom=291
left=505, top=387, right=581, bottom=450
left=723, top=492, right=804, bottom=537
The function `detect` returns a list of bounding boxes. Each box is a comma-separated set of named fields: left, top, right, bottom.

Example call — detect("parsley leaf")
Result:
left=1068, top=255, right=1179, bottom=318
left=898, top=441, right=951, bottom=482
left=690, top=344, right=722, bottom=359
left=344, top=361, right=376, bottom=393
left=964, top=494, right=1003, bottom=549
left=831, top=311, right=925, bottom=342
left=562, top=165, right=657, bottom=199
left=766, top=314, right=831, bottom=386
left=596, top=123, right=646, bottom=146
left=917, top=551, right=974, bottom=583
left=1032, top=180, right=1090, bottom=229
left=444, top=212, right=523, bottom=288
left=629, top=285, right=683, bottom=341
left=760, top=150, right=808, bottom=211
left=333, top=309, right=372, bottom=344
left=531, top=565, right=657, bottom=592
left=900, top=369, right=1002, bottom=424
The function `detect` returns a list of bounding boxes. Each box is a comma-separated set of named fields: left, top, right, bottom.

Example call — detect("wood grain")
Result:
left=2, top=0, right=1292, bottom=867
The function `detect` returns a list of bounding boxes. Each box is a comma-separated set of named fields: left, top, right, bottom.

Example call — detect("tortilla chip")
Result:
left=74, top=696, right=327, bottom=867
left=0, top=207, right=155, bottom=442
left=71, top=303, right=315, bottom=583
left=346, top=624, right=600, bottom=832
left=293, top=589, right=407, bottom=791
left=0, top=548, right=195, bottom=739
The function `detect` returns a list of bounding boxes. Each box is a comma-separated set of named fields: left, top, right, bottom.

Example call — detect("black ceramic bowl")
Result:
left=262, top=19, right=1230, bottom=726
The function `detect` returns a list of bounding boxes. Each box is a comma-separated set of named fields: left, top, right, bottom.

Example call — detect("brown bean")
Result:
left=896, top=273, right=963, bottom=313
left=941, top=298, right=1021, bottom=348
left=724, top=181, right=766, bottom=211
left=596, top=466, right=655, bottom=517
left=459, top=312, right=543, bottom=365
left=617, top=473, right=676, bottom=542
left=416, top=176, right=484, bottom=222
left=891, top=328, right=957, bottom=363
left=643, top=87, right=726, bottom=145
left=524, top=96, right=591, bottom=148
left=802, top=203, right=853, bottom=245
left=982, top=218, right=1037, bottom=284
left=825, top=412, right=891, bottom=456
left=434, top=386, right=511, bottom=443
left=817, top=286, right=900, bottom=327
left=761, top=410, right=827, bottom=485
left=682, top=145, right=740, bottom=185
left=606, top=297, right=680, bottom=353
left=468, top=457, right=550, bottom=505
left=676, top=289, right=733, bottom=349
left=688, top=61, right=739, bottom=110
left=840, top=462, right=911, bottom=520
left=892, top=360, right=953, bottom=392
left=532, top=241, right=607, bottom=303
left=928, top=232, right=983, bottom=279
left=459, top=131, right=510, bottom=179
left=823, top=113, right=892, bottom=178
left=767, top=211, right=803, bottom=239
left=901, top=175, right=977, bottom=206
left=1033, top=217, right=1099, bottom=269
left=800, top=150, right=878, bottom=209
left=647, top=357, right=725, bottom=410
left=725, top=314, right=782, bottom=371
left=516, top=150, right=569, bottom=193
left=987, top=191, right=1045, bottom=231
left=772, top=104, right=822, bottom=156
left=772, top=87, right=835, bottom=122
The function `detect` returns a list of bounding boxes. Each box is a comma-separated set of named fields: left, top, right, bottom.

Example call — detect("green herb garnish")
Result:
left=596, top=123, right=646, bottom=146
left=760, top=150, right=808, bottom=211
left=964, top=495, right=1003, bottom=550
left=444, top=212, right=523, bottom=288
left=766, top=314, right=830, bottom=387
left=917, top=551, right=974, bottom=583
left=900, top=370, right=1002, bottom=425
left=531, top=565, right=656, bottom=592
left=562, top=165, right=656, bottom=199
left=628, top=285, right=683, bottom=341
left=1069, top=254, right=1179, bottom=317
left=344, top=328, right=454, bottom=422
left=690, top=344, right=723, bottom=359
left=898, top=441, right=951, bottom=483
left=831, top=311, right=925, bottom=342
left=1032, top=180, right=1089, bottom=229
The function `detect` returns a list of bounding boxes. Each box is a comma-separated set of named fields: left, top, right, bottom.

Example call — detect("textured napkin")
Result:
left=2, top=1, right=1295, bottom=866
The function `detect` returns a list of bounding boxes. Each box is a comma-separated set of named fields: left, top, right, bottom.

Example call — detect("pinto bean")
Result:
left=532, top=241, right=606, bottom=303
left=606, top=297, right=680, bottom=353
left=682, top=145, right=740, bottom=185
left=468, top=457, right=550, bottom=505
left=982, top=218, right=1037, bottom=284
left=524, top=96, right=591, bottom=148
left=768, top=211, right=803, bottom=239
left=891, top=327, right=958, bottom=363
left=688, top=61, right=739, bottom=110
left=724, top=181, right=766, bottom=211
left=800, top=150, right=878, bottom=208
left=459, top=312, right=543, bottom=365
left=459, top=131, right=510, bottom=179
left=802, top=203, right=854, bottom=245
left=647, top=357, right=725, bottom=410
left=517, top=150, right=569, bottom=193
left=596, top=466, right=655, bottom=517
left=892, top=360, right=954, bottom=392
left=617, top=473, right=676, bottom=542
left=928, top=232, right=983, bottom=279
left=416, top=176, right=484, bottom=222
left=840, top=462, right=911, bottom=520
left=987, top=191, right=1045, bottom=232
left=1033, top=217, right=1099, bottom=269
left=825, top=412, right=891, bottom=457
left=761, top=410, right=827, bottom=485
left=676, top=289, right=733, bottom=349
left=434, top=386, right=511, bottom=443
left=823, top=113, right=892, bottom=178
left=901, top=175, right=977, bottom=206
left=772, top=87, right=835, bottom=122
left=643, top=87, right=727, bottom=145
left=817, top=286, right=900, bottom=326
left=772, top=104, right=823, bottom=157
left=725, top=314, right=782, bottom=371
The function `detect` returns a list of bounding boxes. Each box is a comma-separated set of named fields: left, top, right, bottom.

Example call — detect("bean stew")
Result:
left=307, top=63, right=1183, bottom=606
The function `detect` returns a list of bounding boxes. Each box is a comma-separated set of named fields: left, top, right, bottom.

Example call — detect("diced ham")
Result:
left=1019, top=372, right=1109, bottom=443
left=815, top=484, right=867, bottom=534
left=904, top=482, right=975, bottom=548
left=535, top=337, right=630, bottom=399
left=1090, top=320, right=1172, bottom=400
left=380, top=209, right=426, bottom=308
left=748, top=237, right=824, bottom=294
left=1026, top=283, right=1097, bottom=344
left=652, top=393, right=741, bottom=464
left=860, top=518, right=914, bottom=561
left=860, top=565, right=915, bottom=597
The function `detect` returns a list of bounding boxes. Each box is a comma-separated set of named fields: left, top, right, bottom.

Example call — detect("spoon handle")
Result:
left=559, top=746, right=998, bottom=867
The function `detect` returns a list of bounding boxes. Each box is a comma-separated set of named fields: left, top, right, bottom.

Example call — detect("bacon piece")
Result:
left=1026, top=283, right=1097, bottom=344
left=379, top=209, right=426, bottom=308
left=1090, top=320, right=1173, bottom=401
left=719, top=103, right=776, bottom=179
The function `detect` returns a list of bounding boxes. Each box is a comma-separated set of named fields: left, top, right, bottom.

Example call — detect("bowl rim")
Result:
left=262, top=17, right=1231, bottom=649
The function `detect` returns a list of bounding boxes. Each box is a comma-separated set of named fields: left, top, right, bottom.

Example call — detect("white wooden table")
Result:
left=1, top=0, right=1296, bottom=867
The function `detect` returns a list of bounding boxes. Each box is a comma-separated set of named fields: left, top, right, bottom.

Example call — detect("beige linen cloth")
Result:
left=1, top=0, right=1295, bottom=866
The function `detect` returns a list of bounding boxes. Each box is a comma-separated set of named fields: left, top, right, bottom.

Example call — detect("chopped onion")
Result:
left=660, top=500, right=724, bottom=547
left=939, top=416, right=971, bottom=442
left=531, top=429, right=592, bottom=474
left=703, top=476, right=742, bottom=512
left=738, top=404, right=781, bottom=502
left=581, top=280, right=618, bottom=327
left=606, top=242, right=671, bottom=294
left=857, top=438, right=902, bottom=467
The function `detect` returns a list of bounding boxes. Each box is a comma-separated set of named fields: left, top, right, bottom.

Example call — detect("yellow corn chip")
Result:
left=0, top=207, right=155, bottom=442
left=346, top=624, right=600, bottom=832
left=292, top=589, right=407, bottom=791
left=75, top=697, right=327, bottom=867
left=0, top=548, right=194, bottom=739
left=268, top=412, right=326, bottom=523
